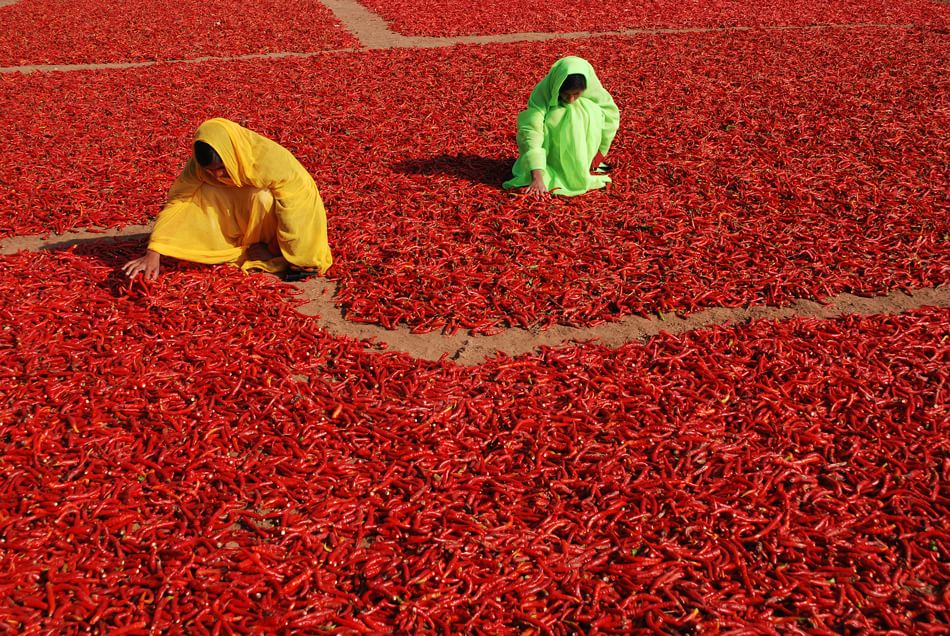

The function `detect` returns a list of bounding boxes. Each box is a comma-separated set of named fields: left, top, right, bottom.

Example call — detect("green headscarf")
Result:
left=504, top=56, right=619, bottom=196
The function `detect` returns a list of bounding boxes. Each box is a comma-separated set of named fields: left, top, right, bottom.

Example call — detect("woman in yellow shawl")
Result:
left=503, top=56, right=619, bottom=197
left=122, top=118, right=332, bottom=280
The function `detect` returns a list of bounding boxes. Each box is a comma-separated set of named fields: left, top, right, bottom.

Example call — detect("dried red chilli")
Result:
left=0, top=245, right=946, bottom=632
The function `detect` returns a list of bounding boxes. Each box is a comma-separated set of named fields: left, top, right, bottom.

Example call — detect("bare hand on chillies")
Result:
left=526, top=175, right=549, bottom=198
left=122, top=249, right=161, bottom=280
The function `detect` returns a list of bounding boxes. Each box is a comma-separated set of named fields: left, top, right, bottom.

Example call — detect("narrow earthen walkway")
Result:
left=318, top=0, right=917, bottom=51
left=0, top=49, right=364, bottom=75
left=0, top=19, right=916, bottom=74
left=299, top=280, right=950, bottom=365
left=2, top=226, right=945, bottom=365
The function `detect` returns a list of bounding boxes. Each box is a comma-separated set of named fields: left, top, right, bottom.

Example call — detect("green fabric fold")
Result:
left=503, top=56, right=619, bottom=196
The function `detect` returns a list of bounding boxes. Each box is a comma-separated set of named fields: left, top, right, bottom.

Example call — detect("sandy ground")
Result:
left=3, top=226, right=946, bottom=365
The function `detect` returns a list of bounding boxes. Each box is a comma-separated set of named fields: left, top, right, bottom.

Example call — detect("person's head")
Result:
left=558, top=73, right=587, bottom=104
left=194, top=140, right=231, bottom=183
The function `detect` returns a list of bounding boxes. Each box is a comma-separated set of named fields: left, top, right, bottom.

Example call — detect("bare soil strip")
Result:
left=295, top=281, right=949, bottom=364
left=3, top=226, right=946, bottom=365
left=320, top=0, right=405, bottom=48
left=0, top=49, right=363, bottom=75
left=0, top=226, right=155, bottom=254
left=0, top=22, right=914, bottom=74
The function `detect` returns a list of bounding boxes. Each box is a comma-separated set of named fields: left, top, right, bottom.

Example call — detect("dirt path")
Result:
left=319, top=0, right=405, bottom=48
left=0, top=226, right=155, bottom=254
left=0, top=21, right=915, bottom=74
left=318, top=0, right=917, bottom=50
left=299, top=280, right=950, bottom=365
left=3, top=226, right=945, bottom=365
left=0, top=49, right=364, bottom=75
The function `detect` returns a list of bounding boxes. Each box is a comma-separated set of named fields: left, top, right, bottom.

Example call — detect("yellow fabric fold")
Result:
left=148, top=118, right=333, bottom=274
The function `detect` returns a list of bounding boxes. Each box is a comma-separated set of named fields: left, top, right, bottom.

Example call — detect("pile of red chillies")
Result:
left=356, top=0, right=950, bottom=38
left=0, top=0, right=357, bottom=66
left=0, top=245, right=946, bottom=632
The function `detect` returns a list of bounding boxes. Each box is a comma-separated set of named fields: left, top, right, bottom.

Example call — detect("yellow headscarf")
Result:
left=149, top=118, right=333, bottom=274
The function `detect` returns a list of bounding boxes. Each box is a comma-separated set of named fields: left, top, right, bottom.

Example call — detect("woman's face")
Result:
left=205, top=160, right=234, bottom=185
left=559, top=88, right=585, bottom=105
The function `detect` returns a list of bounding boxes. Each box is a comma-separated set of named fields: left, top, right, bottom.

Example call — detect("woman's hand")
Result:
left=526, top=170, right=548, bottom=198
left=122, top=249, right=160, bottom=280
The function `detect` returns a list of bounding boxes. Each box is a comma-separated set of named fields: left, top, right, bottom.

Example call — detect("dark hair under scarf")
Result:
left=560, top=73, right=587, bottom=94
left=194, top=140, right=222, bottom=167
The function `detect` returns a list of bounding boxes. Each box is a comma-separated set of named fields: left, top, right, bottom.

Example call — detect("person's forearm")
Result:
left=531, top=169, right=543, bottom=181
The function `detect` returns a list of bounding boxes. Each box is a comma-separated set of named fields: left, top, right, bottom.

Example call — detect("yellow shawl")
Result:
left=149, top=118, right=332, bottom=274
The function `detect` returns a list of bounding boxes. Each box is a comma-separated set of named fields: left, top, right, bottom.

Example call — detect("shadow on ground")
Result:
left=392, top=154, right=513, bottom=187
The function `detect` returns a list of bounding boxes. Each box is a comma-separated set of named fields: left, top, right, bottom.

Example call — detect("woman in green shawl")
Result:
left=504, top=56, right=619, bottom=197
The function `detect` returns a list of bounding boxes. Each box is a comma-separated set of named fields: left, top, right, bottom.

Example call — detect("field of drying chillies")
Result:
left=1, top=246, right=947, bottom=632
left=0, top=0, right=948, bottom=633
left=355, top=0, right=950, bottom=38
left=0, top=0, right=358, bottom=66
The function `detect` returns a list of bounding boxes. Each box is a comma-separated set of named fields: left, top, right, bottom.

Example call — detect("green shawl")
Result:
left=503, top=56, right=619, bottom=196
